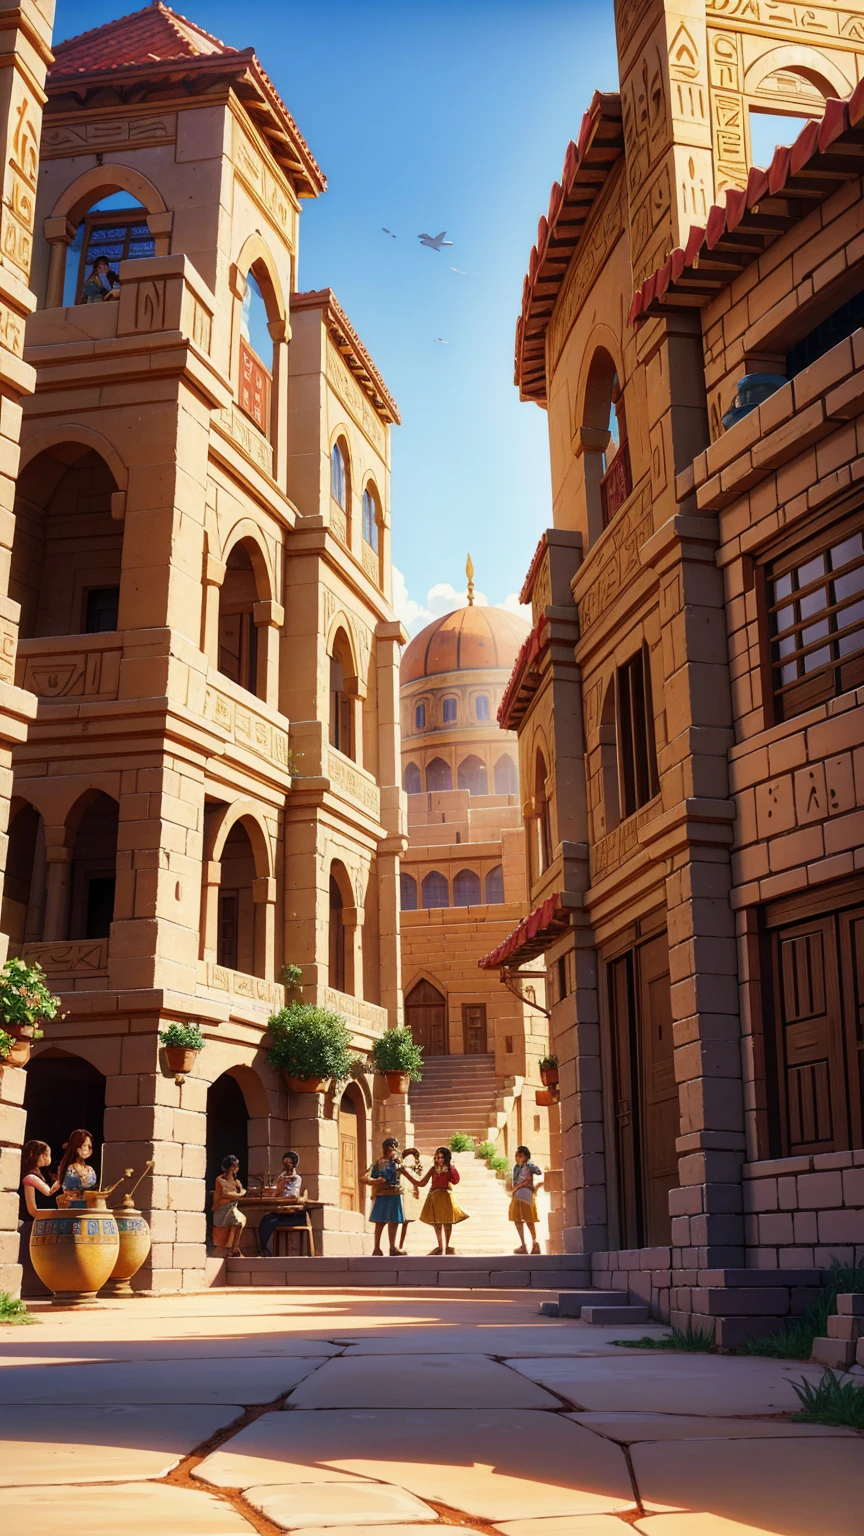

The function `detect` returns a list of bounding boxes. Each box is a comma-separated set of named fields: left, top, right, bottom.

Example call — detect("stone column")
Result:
left=42, top=844, right=72, bottom=941
left=253, top=599, right=284, bottom=708
left=0, top=1058, right=26, bottom=1296
left=252, top=875, right=277, bottom=979
left=376, top=842, right=403, bottom=1027
left=43, top=214, right=76, bottom=308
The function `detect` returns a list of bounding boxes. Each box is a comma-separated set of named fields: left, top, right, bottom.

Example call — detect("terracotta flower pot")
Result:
left=164, top=1046, right=198, bottom=1075
left=4, top=1021, right=35, bottom=1039
left=106, top=1202, right=151, bottom=1296
left=540, top=1067, right=559, bottom=1087
left=30, top=1190, right=119, bottom=1306
left=284, top=1074, right=324, bottom=1094
left=535, top=1088, right=554, bottom=1107
left=385, top=1070, right=410, bottom=1095
left=4, top=1036, right=30, bottom=1067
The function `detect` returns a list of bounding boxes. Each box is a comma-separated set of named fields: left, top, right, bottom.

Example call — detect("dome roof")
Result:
left=402, top=605, right=529, bottom=683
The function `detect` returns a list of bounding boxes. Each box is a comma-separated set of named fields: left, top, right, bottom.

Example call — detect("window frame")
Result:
left=616, top=645, right=659, bottom=819
left=72, top=207, right=156, bottom=302
left=362, top=486, right=379, bottom=551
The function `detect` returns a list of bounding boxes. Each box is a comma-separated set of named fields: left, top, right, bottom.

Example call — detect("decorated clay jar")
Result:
left=30, top=1189, right=119, bottom=1305
left=106, top=1200, right=151, bottom=1295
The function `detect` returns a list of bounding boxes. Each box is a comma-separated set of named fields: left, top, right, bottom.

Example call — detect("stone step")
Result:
left=558, top=1290, right=631, bottom=1318
left=581, top=1304, right=649, bottom=1325
left=226, top=1253, right=591, bottom=1288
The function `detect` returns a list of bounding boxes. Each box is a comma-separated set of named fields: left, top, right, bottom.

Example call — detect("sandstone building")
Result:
left=9, top=2, right=408, bottom=1290
left=398, top=592, right=552, bottom=1241
left=485, top=0, right=864, bottom=1336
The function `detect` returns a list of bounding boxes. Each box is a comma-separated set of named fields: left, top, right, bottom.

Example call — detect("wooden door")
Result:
left=771, top=915, right=848, bottom=1154
left=609, top=951, right=640, bottom=1249
left=462, top=1004, right=488, bottom=1054
left=637, top=932, right=678, bottom=1246
left=338, top=1092, right=359, bottom=1211
left=405, top=979, right=447, bottom=1055
left=841, top=906, right=864, bottom=1149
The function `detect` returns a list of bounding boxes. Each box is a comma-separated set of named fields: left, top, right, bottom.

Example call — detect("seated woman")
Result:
left=81, top=256, right=120, bottom=302
left=57, top=1129, right=97, bottom=1208
left=211, top=1154, right=246, bottom=1253
left=257, top=1151, right=307, bottom=1256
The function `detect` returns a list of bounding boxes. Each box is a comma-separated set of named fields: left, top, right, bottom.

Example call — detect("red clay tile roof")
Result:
left=515, top=92, right=623, bottom=407
left=478, top=891, right=569, bottom=969
left=497, top=614, right=549, bottom=731
left=292, top=288, right=400, bottom=426
left=630, top=89, right=864, bottom=326
left=51, top=1, right=231, bottom=73
left=48, top=3, right=325, bottom=198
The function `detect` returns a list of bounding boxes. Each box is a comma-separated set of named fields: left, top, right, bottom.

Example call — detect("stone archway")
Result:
left=23, top=1050, right=106, bottom=1177
left=205, top=1072, right=249, bottom=1240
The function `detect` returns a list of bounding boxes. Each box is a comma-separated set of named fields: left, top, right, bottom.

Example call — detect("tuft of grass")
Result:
left=612, top=1323, right=716, bottom=1352
left=475, top=1140, right=496, bottom=1161
left=0, top=1292, right=36, bottom=1326
left=738, top=1259, right=864, bottom=1361
left=791, top=1369, right=864, bottom=1430
left=449, top=1131, right=475, bottom=1152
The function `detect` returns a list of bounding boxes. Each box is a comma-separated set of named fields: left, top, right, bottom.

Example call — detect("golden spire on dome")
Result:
left=466, top=553, right=475, bottom=606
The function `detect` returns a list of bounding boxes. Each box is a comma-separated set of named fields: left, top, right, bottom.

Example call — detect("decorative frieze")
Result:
left=327, top=748, right=381, bottom=819
left=577, top=485, right=653, bottom=635
left=206, top=962, right=284, bottom=1012
left=204, top=685, right=291, bottom=772
left=327, top=342, right=386, bottom=454
left=41, top=112, right=177, bottom=157
left=215, top=403, right=274, bottom=478
left=21, top=645, right=121, bottom=700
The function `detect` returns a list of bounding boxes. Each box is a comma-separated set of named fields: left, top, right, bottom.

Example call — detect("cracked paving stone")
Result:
left=243, top=1479, right=438, bottom=1527
left=505, top=1355, right=832, bottom=1415
left=567, top=1411, right=858, bottom=1441
left=193, top=1408, right=636, bottom=1520
left=285, top=1354, right=560, bottom=1408
left=0, top=1356, right=327, bottom=1404
left=1, top=1481, right=259, bottom=1536
left=0, top=1404, right=241, bottom=1485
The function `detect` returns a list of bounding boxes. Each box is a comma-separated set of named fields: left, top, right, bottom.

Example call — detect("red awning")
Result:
left=497, top=613, right=548, bottom=730
left=478, top=891, right=570, bottom=970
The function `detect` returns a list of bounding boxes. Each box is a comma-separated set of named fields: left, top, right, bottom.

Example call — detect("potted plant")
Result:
left=370, top=1026, right=424, bottom=1095
left=0, top=957, right=60, bottom=1066
left=159, top=1021, right=206, bottom=1076
left=280, top=963, right=304, bottom=993
left=267, top=1001, right=358, bottom=1093
left=539, top=1053, right=559, bottom=1088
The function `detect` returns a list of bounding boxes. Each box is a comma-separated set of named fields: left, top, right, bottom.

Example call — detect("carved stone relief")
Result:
left=327, top=342, right=386, bottom=454
left=41, top=113, right=177, bottom=157
left=578, top=485, right=653, bottom=635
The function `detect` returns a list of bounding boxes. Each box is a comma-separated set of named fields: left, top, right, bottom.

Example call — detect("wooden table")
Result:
left=235, top=1197, right=325, bottom=1256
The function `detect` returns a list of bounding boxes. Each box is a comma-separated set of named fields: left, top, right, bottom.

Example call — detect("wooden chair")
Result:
left=272, top=1193, right=315, bottom=1258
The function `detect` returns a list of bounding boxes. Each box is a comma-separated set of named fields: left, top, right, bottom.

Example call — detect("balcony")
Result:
left=326, top=746, right=381, bottom=822
left=199, top=960, right=284, bottom=1018
left=20, top=939, right=108, bottom=990
left=17, top=632, right=122, bottom=703
left=321, top=986, right=388, bottom=1046
left=203, top=668, right=293, bottom=782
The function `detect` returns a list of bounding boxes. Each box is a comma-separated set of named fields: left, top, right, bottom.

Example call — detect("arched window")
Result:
left=534, top=750, right=552, bottom=876
left=494, top=755, right=518, bottom=795
left=217, top=821, right=259, bottom=975
left=414, top=702, right=426, bottom=730
left=362, top=487, right=379, bottom=552
left=238, top=270, right=273, bottom=435
left=582, top=347, right=630, bottom=539
left=404, top=762, right=421, bottom=794
left=329, top=628, right=355, bottom=759
left=218, top=541, right=261, bottom=697
left=63, top=191, right=155, bottom=307
left=457, top=755, right=488, bottom=795
left=1, top=803, right=44, bottom=946
left=485, top=864, right=505, bottom=904
left=453, top=868, right=481, bottom=907
left=11, top=445, right=122, bottom=640
left=331, top=439, right=349, bottom=512
left=329, top=871, right=346, bottom=991
left=421, top=871, right=449, bottom=909
left=442, top=697, right=458, bottom=724
left=426, top=757, right=452, bottom=792
left=69, top=792, right=119, bottom=941
left=400, top=872, right=418, bottom=910
left=475, top=695, right=490, bottom=722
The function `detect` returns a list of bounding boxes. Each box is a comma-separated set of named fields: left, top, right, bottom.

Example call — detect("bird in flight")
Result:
left=382, top=227, right=396, bottom=238
left=450, top=266, right=468, bottom=275
left=434, top=337, right=448, bottom=344
left=418, top=231, right=453, bottom=251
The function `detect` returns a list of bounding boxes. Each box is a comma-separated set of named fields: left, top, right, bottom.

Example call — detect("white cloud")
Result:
left=392, top=566, right=531, bottom=636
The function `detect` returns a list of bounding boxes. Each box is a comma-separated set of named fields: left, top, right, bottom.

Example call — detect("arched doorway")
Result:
left=218, top=541, right=261, bottom=696
left=1, top=802, right=45, bottom=945
left=405, top=978, right=447, bottom=1056
left=205, top=1072, right=249, bottom=1240
left=338, top=1084, right=365, bottom=1211
left=24, top=1051, right=106, bottom=1178
left=69, top=791, right=119, bottom=940
left=11, top=445, right=122, bottom=639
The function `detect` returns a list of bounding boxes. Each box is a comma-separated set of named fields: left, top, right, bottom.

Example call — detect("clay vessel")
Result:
left=164, top=1045, right=198, bottom=1074
left=284, top=1074, right=324, bottom=1093
left=30, top=1189, right=119, bottom=1305
left=106, top=1198, right=151, bottom=1295
left=385, top=1070, right=410, bottom=1095
left=3, top=1036, right=30, bottom=1067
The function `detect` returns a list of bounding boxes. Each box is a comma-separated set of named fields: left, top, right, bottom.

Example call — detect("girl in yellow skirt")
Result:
left=509, top=1145, right=543, bottom=1255
left=417, top=1146, right=469, bottom=1255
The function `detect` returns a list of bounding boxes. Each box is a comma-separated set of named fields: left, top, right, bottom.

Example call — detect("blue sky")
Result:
left=53, top=0, right=620, bottom=631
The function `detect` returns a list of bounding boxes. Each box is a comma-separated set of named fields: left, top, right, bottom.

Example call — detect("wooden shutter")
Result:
left=771, top=916, right=848, bottom=1154
left=840, top=906, right=864, bottom=1150
left=608, top=950, right=641, bottom=1249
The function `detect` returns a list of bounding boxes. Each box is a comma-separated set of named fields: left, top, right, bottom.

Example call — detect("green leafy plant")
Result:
left=737, top=1260, right=864, bottom=1361
left=539, top=1054, right=559, bottom=1072
left=490, top=1154, right=509, bottom=1174
left=613, top=1323, right=716, bottom=1353
left=0, top=1292, right=36, bottom=1326
left=476, top=1140, right=496, bottom=1161
left=267, top=1002, right=359, bottom=1082
left=370, top=1027, right=424, bottom=1081
left=791, top=1369, right=864, bottom=1429
left=449, top=1131, right=475, bottom=1152
left=0, top=1029, right=13, bottom=1061
left=280, top=963, right=304, bottom=990
left=0, top=958, right=61, bottom=1033
left=159, top=1022, right=206, bottom=1052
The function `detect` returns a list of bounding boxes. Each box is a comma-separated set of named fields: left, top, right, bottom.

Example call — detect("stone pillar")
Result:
left=342, top=904, right=362, bottom=999
left=0, top=1058, right=26, bottom=1296
left=202, top=553, right=226, bottom=668
left=43, top=214, right=76, bottom=308
left=376, top=842, right=403, bottom=1027
left=254, top=599, right=283, bottom=708
left=252, top=875, right=277, bottom=979
left=42, top=844, right=71, bottom=941
left=287, top=1090, right=339, bottom=1207
left=201, top=860, right=221, bottom=963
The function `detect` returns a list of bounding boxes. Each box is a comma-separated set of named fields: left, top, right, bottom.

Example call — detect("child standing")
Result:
left=361, top=1137, right=418, bottom=1256
left=397, top=1146, right=422, bottom=1252
left=418, top=1145, right=468, bottom=1255
left=509, top=1144, right=543, bottom=1255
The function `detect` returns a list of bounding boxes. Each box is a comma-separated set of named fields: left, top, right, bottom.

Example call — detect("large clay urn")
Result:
left=30, top=1189, right=120, bottom=1306
left=284, top=1074, right=324, bottom=1094
left=106, top=1197, right=151, bottom=1296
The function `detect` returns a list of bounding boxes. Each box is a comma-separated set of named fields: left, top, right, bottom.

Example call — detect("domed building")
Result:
left=399, top=578, right=551, bottom=1248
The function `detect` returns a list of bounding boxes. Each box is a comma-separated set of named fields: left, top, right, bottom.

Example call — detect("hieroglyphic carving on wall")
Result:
left=321, top=586, right=340, bottom=636
left=23, top=646, right=121, bottom=699
left=631, top=161, right=673, bottom=284
left=190, top=296, right=213, bottom=356
left=327, top=341, right=386, bottom=454
left=669, top=22, right=709, bottom=130
left=548, top=169, right=625, bottom=373
left=622, top=36, right=671, bottom=203
left=134, top=279, right=166, bottom=332
left=215, top=403, right=274, bottom=478
left=327, top=749, right=381, bottom=819
left=353, top=620, right=371, bottom=682
left=204, top=684, right=290, bottom=772
left=232, top=118, right=295, bottom=245
left=207, top=962, right=284, bottom=1010
left=21, top=939, right=108, bottom=974
left=615, top=0, right=657, bottom=58
left=2, top=87, right=39, bottom=278
left=41, top=113, right=177, bottom=157
left=362, top=543, right=379, bottom=584
left=321, top=985, right=388, bottom=1037
left=329, top=502, right=348, bottom=546
left=578, top=485, right=653, bottom=634
left=532, top=553, right=552, bottom=627
left=707, top=0, right=864, bottom=36
left=590, top=806, right=645, bottom=880
left=0, top=302, right=24, bottom=357
left=0, top=618, right=16, bottom=683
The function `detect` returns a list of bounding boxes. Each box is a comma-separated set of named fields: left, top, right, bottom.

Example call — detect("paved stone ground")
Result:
left=0, top=1287, right=861, bottom=1535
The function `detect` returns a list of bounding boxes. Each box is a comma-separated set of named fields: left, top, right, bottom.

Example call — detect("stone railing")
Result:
left=321, top=986, right=388, bottom=1042
left=17, top=633, right=122, bottom=702
left=200, top=961, right=284, bottom=1015
left=203, top=674, right=292, bottom=778
left=326, top=747, right=380, bottom=821
left=20, top=939, right=108, bottom=987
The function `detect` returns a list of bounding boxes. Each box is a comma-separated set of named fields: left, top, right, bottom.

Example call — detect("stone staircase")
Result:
left=402, top=1149, right=518, bottom=1256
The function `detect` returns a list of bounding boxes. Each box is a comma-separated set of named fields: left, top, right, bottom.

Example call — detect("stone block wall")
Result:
left=0, top=1061, right=26, bottom=1296
left=743, top=1153, right=864, bottom=1269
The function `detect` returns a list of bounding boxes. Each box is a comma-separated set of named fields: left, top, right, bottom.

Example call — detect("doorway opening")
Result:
left=405, top=978, right=447, bottom=1055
